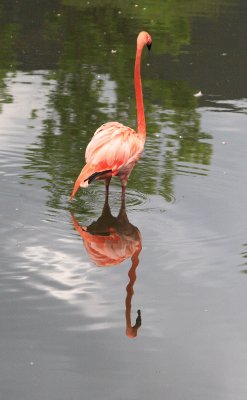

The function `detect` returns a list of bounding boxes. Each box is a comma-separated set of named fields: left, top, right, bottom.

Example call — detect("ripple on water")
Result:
left=204, top=98, right=247, bottom=114
left=0, top=143, right=30, bottom=181
left=68, top=184, right=152, bottom=214
left=126, top=190, right=177, bottom=215
left=176, top=161, right=210, bottom=177
left=125, top=189, right=150, bottom=209
left=68, top=182, right=176, bottom=219
left=141, top=149, right=247, bottom=253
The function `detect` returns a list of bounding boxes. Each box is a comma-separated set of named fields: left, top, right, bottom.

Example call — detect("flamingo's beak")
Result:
left=147, top=43, right=152, bottom=51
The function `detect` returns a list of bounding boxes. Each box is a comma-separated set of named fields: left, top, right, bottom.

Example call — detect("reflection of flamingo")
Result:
left=70, top=196, right=142, bottom=338
left=70, top=31, right=152, bottom=200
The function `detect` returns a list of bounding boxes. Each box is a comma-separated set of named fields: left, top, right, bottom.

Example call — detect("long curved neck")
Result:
left=134, top=43, right=146, bottom=136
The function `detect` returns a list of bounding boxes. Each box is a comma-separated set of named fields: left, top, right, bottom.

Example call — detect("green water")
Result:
left=1, top=1, right=247, bottom=399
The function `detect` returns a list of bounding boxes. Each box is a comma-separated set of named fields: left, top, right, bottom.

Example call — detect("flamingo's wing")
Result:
left=85, top=122, right=144, bottom=172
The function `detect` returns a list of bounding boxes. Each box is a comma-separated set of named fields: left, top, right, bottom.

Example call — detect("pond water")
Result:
left=1, top=0, right=247, bottom=399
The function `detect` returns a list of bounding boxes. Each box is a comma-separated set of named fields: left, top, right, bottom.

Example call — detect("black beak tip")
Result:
left=147, top=43, right=152, bottom=51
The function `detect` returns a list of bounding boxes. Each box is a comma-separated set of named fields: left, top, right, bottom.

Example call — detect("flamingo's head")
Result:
left=137, top=31, right=152, bottom=51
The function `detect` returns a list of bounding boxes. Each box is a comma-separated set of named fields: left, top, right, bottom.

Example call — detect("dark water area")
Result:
left=1, top=1, right=247, bottom=399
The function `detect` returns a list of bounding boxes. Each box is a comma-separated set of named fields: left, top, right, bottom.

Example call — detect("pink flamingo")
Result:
left=70, top=31, right=152, bottom=201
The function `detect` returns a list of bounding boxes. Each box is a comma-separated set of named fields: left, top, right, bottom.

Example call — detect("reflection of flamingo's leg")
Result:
left=105, top=177, right=111, bottom=199
left=117, top=193, right=129, bottom=224
left=121, top=185, right=126, bottom=209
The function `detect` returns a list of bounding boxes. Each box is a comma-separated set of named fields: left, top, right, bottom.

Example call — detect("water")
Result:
left=1, top=0, right=247, bottom=399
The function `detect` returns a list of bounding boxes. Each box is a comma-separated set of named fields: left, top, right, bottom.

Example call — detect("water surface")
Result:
left=1, top=1, right=247, bottom=399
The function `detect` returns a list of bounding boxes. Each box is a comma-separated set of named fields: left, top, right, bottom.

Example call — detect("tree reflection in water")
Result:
left=70, top=194, right=142, bottom=338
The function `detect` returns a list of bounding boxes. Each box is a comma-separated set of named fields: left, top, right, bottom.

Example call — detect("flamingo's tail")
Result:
left=69, top=164, right=94, bottom=201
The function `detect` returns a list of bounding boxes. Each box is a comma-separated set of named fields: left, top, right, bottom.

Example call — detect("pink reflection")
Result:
left=70, top=196, right=142, bottom=338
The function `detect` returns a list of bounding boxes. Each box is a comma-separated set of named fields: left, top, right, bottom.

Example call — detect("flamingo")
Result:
left=69, top=31, right=152, bottom=201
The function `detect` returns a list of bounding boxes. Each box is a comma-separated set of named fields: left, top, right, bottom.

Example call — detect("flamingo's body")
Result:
left=70, top=31, right=152, bottom=200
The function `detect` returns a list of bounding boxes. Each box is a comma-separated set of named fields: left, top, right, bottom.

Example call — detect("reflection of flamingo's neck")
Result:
left=125, top=247, right=142, bottom=338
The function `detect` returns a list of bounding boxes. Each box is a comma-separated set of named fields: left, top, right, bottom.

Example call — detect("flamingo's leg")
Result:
left=120, top=174, right=129, bottom=207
